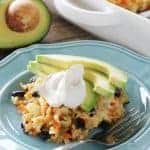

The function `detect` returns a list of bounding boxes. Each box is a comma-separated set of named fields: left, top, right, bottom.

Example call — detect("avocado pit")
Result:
left=6, top=0, right=40, bottom=32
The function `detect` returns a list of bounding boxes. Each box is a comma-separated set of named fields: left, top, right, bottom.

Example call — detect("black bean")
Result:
left=74, top=117, right=85, bottom=129
left=12, top=90, right=25, bottom=97
left=32, top=91, right=40, bottom=97
left=99, top=121, right=111, bottom=131
left=114, top=88, right=122, bottom=98
left=89, top=113, right=95, bottom=117
left=21, top=123, right=28, bottom=134
left=38, top=131, right=50, bottom=140
left=89, top=108, right=96, bottom=117
left=21, top=123, right=24, bottom=129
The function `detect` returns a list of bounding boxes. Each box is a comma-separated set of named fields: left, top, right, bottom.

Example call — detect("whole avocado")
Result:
left=0, top=0, right=52, bottom=49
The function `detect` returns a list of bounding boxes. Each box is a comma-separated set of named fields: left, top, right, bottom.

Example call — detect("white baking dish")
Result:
left=44, top=0, right=150, bottom=57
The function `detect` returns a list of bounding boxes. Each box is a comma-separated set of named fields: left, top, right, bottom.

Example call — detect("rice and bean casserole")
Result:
left=12, top=77, right=128, bottom=144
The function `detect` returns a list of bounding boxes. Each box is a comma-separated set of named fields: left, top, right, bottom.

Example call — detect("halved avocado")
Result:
left=0, top=0, right=51, bottom=48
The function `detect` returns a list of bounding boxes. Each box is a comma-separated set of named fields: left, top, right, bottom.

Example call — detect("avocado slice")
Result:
left=28, top=61, right=115, bottom=97
left=27, top=64, right=46, bottom=77
left=0, top=0, right=51, bottom=48
left=28, top=61, right=59, bottom=74
left=84, top=70, right=115, bottom=97
left=36, top=55, right=128, bottom=89
left=81, top=81, right=98, bottom=112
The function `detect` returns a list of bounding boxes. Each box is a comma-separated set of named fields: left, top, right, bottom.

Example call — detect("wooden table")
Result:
left=0, top=16, right=97, bottom=60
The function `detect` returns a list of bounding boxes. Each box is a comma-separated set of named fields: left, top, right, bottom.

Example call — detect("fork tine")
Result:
left=134, top=113, right=147, bottom=126
left=106, top=107, right=137, bottom=134
left=107, top=109, right=141, bottom=136
left=110, top=111, right=143, bottom=136
left=113, top=112, right=145, bottom=139
left=124, top=107, right=136, bottom=115
left=89, top=108, right=137, bottom=140
left=115, top=113, right=146, bottom=142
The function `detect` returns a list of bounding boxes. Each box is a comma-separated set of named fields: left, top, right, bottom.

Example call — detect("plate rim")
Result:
left=0, top=40, right=150, bottom=69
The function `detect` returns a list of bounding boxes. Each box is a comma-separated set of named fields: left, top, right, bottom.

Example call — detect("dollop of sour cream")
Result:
left=38, top=64, right=86, bottom=108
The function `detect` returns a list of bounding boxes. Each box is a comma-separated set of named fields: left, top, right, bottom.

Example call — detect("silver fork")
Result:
left=54, top=107, right=147, bottom=150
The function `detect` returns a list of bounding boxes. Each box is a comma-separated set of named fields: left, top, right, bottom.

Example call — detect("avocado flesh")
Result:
left=0, top=0, right=51, bottom=48
left=81, top=81, right=98, bottom=112
left=28, top=61, right=115, bottom=97
left=84, top=70, right=115, bottom=97
left=28, top=61, right=59, bottom=74
left=36, top=55, right=128, bottom=89
left=27, top=64, right=46, bottom=77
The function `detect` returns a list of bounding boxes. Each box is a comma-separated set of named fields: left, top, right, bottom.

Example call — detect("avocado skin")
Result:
left=28, top=61, right=115, bottom=97
left=0, top=0, right=52, bottom=49
left=36, top=55, right=128, bottom=89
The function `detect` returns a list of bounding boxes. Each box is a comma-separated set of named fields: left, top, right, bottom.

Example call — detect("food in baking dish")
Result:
left=12, top=55, right=128, bottom=144
left=108, top=0, right=150, bottom=12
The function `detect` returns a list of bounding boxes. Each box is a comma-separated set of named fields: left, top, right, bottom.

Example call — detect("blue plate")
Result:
left=0, top=40, right=150, bottom=150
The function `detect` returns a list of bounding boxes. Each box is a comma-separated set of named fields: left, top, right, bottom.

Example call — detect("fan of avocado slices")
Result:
left=27, top=55, right=128, bottom=112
